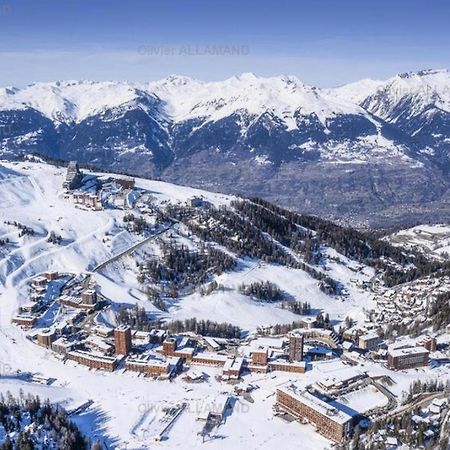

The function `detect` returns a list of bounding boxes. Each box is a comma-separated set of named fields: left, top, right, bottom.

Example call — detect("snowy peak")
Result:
left=351, top=69, right=450, bottom=148
left=328, top=69, right=450, bottom=117
left=0, top=80, right=159, bottom=123
left=152, top=72, right=371, bottom=129
left=1, top=69, right=449, bottom=127
left=398, top=68, right=448, bottom=79
left=361, top=69, right=450, bottom=118
left=0, top=69, right=449, bottom=184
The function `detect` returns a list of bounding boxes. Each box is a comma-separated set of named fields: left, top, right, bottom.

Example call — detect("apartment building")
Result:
left=387, top=345, right=429, bottom=370
left=126, top=356, right=170, bottom=377
left=114, top=326, right=132, bottom=356
left=67, top=350, right=118, bottom=371
left=276, top=384, right=353, bottom=443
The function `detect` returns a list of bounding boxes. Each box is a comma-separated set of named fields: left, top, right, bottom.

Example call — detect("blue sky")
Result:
left=0, top=0, right=448, bottom=87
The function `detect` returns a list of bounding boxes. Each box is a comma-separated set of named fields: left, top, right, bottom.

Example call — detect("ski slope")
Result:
left=0, top=160, right=383, bottom=449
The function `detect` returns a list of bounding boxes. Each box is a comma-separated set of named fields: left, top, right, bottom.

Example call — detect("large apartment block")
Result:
left=67, top=350, right=118, bottom=371
left=387, top=345, right=429, bottom=370
left=276, top=384, right=353, bottom=444
left=125, top=356, right=171, bottom=377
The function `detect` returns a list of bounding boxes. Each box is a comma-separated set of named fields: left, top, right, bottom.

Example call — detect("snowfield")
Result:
left=0, top=160, right=449, bottom=449
left=387, top=224, right=450, bottom=260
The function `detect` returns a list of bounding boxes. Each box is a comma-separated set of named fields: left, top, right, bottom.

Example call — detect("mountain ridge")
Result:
left=1, top=69, right=449, bottom=227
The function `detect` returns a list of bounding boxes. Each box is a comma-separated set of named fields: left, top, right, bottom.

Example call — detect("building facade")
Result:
left=289, top=333, right=304, bottom=362
left=114, top=326, right=132, bottom=355
left=276, top=386, right=353, bottom=443
left=416, top=336, right=437, bottom=352
left=387, top=346, right=429, bottom=370
left=126, top=357, right=170, bottom=376
left=67, top=350, right=118, bottom=371
left=252, top=348, right=268, bottom=366
left=36, top=329, right=57, bottom=348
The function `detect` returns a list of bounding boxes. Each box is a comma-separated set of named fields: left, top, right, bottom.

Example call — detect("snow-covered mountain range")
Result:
left=1, top=69, right=450, bottom=226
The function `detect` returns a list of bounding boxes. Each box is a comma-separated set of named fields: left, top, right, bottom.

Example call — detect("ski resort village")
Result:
left=1, top=158, right=450, bottom=450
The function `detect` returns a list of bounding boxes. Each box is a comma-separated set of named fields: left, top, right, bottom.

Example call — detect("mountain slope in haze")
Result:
left=0, top=70, right=450, bottom=226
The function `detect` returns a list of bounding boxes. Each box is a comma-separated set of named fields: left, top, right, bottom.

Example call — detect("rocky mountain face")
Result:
left=1, top=70, right=450, bottom=227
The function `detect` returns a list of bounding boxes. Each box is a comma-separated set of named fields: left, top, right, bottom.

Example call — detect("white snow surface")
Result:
left=387, top=224, right=450, bottom=259
left=1, top=160, right=448, bottom=449
left=330, top=68, right=450, bottom=118
left=326, top=78, right=384, bottom=104
left=4, top=69, right=445, bottom=123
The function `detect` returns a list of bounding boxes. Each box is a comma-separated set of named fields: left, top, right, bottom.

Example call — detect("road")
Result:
left=381, top=391, right=449, bottom=421
left=91, top=223, right=174, bottom=273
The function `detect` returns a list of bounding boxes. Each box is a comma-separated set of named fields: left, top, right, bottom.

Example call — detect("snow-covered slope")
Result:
left=328, top=69, right=450, bottom=115
left=387, top=224, right=450, bottom=260
left=361, top=69, right=450, bottom=120
left=0, top=160, right=447, bottom=449
left=0, top=80, right=157, bottom=124
left=0, top=159, right=374, bottom=329
left=326, top=78, right=384, bottom=105
left=3, top=70, right=446, bottom=131
left=147, top=72, right=374, bottom=129
left=0, top=73, right=379, bottom=132
left=330, top=69, right=450, bottom=156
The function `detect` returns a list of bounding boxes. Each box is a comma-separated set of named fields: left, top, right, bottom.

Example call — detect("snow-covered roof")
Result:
left=278, top=384, right=353, bottom=425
